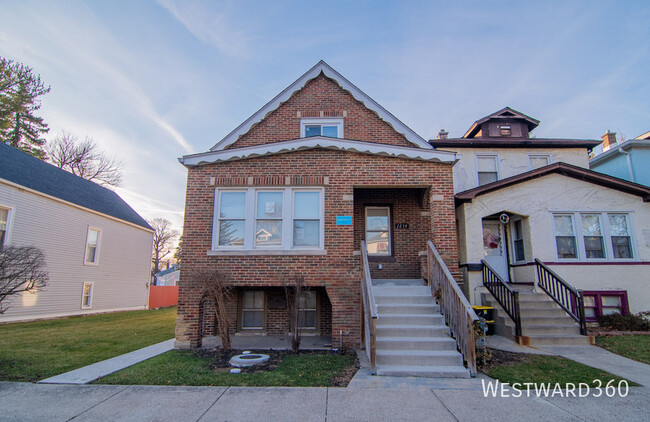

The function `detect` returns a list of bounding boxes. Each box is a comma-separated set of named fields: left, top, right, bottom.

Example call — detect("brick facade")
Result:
left=177, top=69, right=459, bottom=349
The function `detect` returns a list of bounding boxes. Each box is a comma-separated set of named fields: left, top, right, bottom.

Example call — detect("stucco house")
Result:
left=177, top=61, right=479, bottom=377
left=432, top=108, right=650, bottom=345
left=0, top=142, right=153, bottom=322
left=589, top=130, right=650, bottom=186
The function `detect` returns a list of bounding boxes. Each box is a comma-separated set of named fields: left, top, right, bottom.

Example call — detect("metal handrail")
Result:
left=360, top=241, right=378, bottom=374
left=427, top=241, right=479, bottom=376
left=481, top=260, right=522, bottom=337
left=535, top=259, right=587, bottom=335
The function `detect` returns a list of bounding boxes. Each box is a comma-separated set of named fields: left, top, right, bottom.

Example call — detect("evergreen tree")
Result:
left=0, top=57, right=51, bottom=158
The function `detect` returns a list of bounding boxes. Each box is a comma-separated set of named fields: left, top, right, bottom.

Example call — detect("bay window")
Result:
left=213, top=187, right=324, bottom=251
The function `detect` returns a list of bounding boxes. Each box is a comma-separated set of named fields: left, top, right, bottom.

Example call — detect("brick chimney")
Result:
left=601, top=130, right=617, bottom=151
left=437, top=129, right=449, bottom=139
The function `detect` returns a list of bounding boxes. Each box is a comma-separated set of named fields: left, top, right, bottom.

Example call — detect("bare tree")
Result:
left=186, top=268, right=233, bottom=350
left=46, top=132, right=123, bottom=187
left=284, top=274, right=309, bottom=353
left=0, top=246, right=48, bottom=314
left=148, top=218, right=179, bottom=274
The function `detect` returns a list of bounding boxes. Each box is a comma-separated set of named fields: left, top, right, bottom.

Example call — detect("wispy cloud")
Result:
left=156, top=0, right=251, bottom=58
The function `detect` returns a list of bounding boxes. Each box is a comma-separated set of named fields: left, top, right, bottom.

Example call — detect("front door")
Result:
left=482, top=220, right=509, bottom=281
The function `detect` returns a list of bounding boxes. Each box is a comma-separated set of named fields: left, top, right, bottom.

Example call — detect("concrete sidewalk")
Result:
left=1, top=381, right=648, bottom=421
left=38, top=339, right=175, bottom=385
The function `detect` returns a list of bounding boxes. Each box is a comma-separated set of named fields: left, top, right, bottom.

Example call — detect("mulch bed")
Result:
left=588, top=328, right=650, bottom=337
left=480, top=348, right=531, bottom=371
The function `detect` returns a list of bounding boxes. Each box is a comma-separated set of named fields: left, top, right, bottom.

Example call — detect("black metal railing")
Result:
left=535, top=259, right=587, bottom=335
left=481, top=260, right=522, bottom=337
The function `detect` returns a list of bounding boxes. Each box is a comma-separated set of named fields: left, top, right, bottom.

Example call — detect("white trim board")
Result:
left=209, top=60, right=433, bottom=151
left=181, top=137, right=456, bottom=167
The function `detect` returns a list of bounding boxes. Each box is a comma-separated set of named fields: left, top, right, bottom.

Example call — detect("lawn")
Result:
left=482, top=349, right=636, bottom=388
left=96, top=349, right=358, bottom=387
left=0, top=306, right=176, bottom=382
left=596, top=335, right=650, bottom=365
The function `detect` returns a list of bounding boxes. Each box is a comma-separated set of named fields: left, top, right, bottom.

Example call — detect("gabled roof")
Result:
left=455, top=162, right=650, bottom=205
left=0, top=142, right=152, bottom=231
left=210, top=60, right=432, bottom=151
left=181, top=136, right=456, bottom=167
left=635, top=131, right=650, bottom=140
left=155, top=265, right=179, bottom=277
left=463, top=107, right=540, bottom=138
left=589, top=138, right=650, bottom=165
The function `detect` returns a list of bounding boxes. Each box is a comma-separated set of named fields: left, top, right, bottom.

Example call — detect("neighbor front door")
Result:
left=482, top=220, right=509, bottom=281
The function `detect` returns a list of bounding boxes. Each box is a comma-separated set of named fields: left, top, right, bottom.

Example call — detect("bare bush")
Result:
left=0, top=246, right=48, bottom=314
left=284, top=274, right=309, bottom=353
left=186, top=268, right=233, bottom=350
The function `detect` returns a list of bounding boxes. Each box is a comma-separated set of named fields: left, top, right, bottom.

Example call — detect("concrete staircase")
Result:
left=372, top=279, right=470, bottom=378
left=482, top=286, right=593, bottom=346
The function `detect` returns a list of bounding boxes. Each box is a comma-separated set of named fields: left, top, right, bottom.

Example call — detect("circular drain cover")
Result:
left=229, top=353, right=270, bottom=368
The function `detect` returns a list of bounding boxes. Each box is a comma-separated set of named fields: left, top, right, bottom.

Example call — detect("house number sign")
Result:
left=395, top=223, right=409, bottom=229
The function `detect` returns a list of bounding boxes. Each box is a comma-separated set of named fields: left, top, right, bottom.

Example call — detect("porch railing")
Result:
left=427, top=241, right=479, bottom=376
left=360, top=241, right=378, bottom=374
left=535, top=259, right=588, bottom=335
left=481, top=260, right=522, bottom=337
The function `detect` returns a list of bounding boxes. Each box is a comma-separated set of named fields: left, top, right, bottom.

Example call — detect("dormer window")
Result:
left=499, top=125, right=511, bottom=136
left=301, top=118, right=344, bottom=138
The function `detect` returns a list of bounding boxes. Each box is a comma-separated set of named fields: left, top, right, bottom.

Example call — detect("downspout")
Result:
left=618, top=145, right=635, bottom=183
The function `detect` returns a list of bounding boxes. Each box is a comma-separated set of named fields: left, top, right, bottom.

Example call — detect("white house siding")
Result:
left=0, top=181, right=152, bottom=322
left=458, top=174, right=650, bottom=314
left=445, top=147, right=589, bottom=193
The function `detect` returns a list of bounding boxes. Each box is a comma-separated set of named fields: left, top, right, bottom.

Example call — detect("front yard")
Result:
left=0, top=307, right=176, bottom=382
left=96, top=349, right=359, bottom=387
left=596, top=335, right=650, bottom=365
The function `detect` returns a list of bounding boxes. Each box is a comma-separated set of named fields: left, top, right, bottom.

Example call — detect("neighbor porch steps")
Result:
left=372, top=279, right=470, bottom=378
left=482, top=286, right=593, bottom=346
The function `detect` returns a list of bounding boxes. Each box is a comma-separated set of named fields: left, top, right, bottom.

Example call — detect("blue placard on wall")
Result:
left=336, top=216, right=352, bottom=226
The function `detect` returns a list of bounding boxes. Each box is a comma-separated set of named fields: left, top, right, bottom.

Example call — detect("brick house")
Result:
left=175, top=61, right=460, bottom=350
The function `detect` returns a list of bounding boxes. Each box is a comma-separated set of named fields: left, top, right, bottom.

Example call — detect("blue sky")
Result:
left=2, top=0, right=649, bottom=233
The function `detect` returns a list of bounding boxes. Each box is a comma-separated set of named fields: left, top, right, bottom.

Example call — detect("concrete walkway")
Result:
left=1, top=381, right=648, bottom=421
left=38, top=339, right=175, bottom=385
left=538, top=345, right=650, bottom=387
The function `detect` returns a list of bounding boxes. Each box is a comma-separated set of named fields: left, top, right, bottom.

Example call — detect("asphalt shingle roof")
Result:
left=0, top=142, right=152, bottom=230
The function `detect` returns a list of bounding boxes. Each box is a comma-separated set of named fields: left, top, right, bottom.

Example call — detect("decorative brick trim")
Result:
left=214, top=175, right=326, bottom=187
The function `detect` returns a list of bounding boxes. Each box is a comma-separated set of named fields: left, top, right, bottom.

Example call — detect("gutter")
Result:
left=618, top=145, right=635, bottom=183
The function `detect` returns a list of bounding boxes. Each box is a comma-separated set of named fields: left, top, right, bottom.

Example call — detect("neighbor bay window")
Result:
left=213, top=187, right=324, bottom=251
left=553, top=212, right=635, bottom=260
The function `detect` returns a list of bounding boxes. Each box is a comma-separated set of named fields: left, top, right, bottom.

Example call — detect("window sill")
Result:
left=207, top=249, right=327, bottom=256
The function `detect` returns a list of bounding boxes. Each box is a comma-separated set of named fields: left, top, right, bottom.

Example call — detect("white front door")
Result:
left=482, top=220, right=509, bottom=281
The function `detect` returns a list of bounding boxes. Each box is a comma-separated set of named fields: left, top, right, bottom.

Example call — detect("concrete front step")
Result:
left=373, top=278, right=426, bottom=286
left=378, top=304, right=439, bottom=315
left=377, top=314, right=444, bottom=326
left=526, top=334, right=593, bottom=346
left=375, top=295, right=434, bottom=305
left=376, top=325, right=449, bottom=337
left=376, top=336, right=457, bottom=351
left=522, top=324, right=581, bottom=335
left=373, top=286, right=432, bottom=296
left=520, top=316, right=577, bottom=325
left=376, top=349, right=464, bottom=366
left=376, top=365, right=470, bottom=378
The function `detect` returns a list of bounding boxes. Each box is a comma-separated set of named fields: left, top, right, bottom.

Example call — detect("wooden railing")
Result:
left=535, top=259, right=588, bottom=335
left=360, top=241, right=378, bottom=375
left=427, top=241, right=479, bottom=376
left=481, top=260, right=522, bottom=337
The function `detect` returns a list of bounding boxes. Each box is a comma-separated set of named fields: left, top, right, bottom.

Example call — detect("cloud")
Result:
left=156, top=0, right=251, bottom=58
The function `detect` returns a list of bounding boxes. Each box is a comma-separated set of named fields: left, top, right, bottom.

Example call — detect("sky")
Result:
left=2, top=0, right=649, bottom=235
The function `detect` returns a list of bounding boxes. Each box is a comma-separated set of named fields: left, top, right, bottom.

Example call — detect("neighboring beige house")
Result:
left=432, top=108, right=650, bottom=345
left=0, top=142, right=153, bottom=322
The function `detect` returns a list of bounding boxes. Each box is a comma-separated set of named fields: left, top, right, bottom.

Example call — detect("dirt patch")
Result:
left=331, top=354, right=360, bottom=387
left=481, top=348, right=532, bottom=371
left=589, top=329, right=650, bottom=336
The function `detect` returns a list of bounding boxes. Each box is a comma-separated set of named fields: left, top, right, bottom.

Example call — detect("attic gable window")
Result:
left=300, top=118, right=343, bottom=138
left=499, top=125, right=511, bottom=136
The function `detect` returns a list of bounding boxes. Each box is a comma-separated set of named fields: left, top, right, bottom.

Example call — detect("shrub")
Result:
left=598, top=313, right=650, bottom=331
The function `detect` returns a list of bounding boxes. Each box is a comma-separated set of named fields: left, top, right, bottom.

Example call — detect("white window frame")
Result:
left=81, top=282, right=94, bottom=309
left=0, top=204, right=15, bottom=247
left=84, top=227, right=102, bottom=266
left=475, top=154, right=500, bottom=186
left=365, top=206, right=392, bottom=256
left=528, top=154, right=552, bottom=170
left=212, top=187, right=325, bottom=252
left=551, top=211, right=636, bottom=261
left=300, top=118, right=344, bottom=138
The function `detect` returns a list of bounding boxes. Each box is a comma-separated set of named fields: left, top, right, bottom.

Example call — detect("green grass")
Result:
left=96, top=350, right=357, bottom=387
left=483, top=354, right=637, bottom=388
left=596, top=335, right=650, bottom=365
left=0, top=307, right=176, bottom=382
